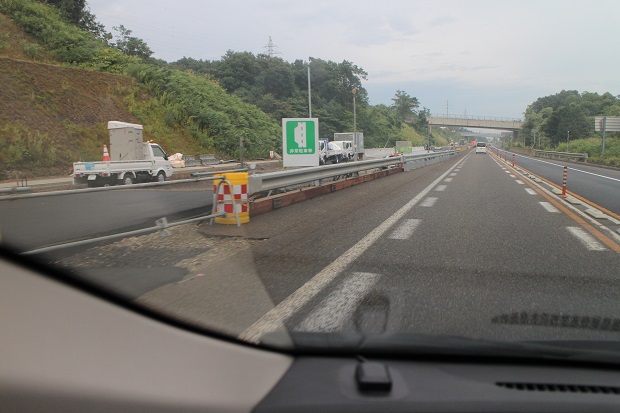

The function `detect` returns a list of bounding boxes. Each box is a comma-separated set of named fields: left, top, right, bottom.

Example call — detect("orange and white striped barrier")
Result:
left=103, top=145, right=110, bottom=161
left=561, top=166, right=567, bottom=198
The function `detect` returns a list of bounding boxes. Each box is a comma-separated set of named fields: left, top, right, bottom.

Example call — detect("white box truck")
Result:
left=73, top=121, right=173, bottom=187
left=334, top=132, right=364, bottom=160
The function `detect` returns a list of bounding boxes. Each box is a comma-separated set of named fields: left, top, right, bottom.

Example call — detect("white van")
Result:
left=475, top=142, right=487, bottom=154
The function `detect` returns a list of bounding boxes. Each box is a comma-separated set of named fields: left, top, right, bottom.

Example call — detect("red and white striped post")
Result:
left=561, top=166, right=567, bottom=198
left=512, top=153, right=515, bottom=167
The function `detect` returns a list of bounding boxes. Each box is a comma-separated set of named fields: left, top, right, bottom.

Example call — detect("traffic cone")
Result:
left=103, top=144, right=110, bottom=161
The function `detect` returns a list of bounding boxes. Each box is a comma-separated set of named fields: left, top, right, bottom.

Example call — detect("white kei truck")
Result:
left=73, top=121, right=173, bottom=187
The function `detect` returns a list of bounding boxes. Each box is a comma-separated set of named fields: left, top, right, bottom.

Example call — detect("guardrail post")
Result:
left=512, top=153, right=515, bottom=167
left=561, top=166, right=567, bottom=198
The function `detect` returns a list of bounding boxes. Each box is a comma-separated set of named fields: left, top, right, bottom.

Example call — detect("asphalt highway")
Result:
left=3, top=150, right=618, bottom=347
left=234, top=150, right=620, bottom=345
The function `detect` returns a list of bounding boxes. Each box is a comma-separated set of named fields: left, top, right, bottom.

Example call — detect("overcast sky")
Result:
left=88, top=0, right=619, bottom=119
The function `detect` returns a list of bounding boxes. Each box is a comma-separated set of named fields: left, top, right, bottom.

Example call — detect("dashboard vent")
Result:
left=491, top=312, right=620, bottom=332
left=496, top=382, right=620, bottom=395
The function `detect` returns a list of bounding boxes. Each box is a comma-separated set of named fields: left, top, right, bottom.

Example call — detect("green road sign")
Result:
left=282, top=118, right=319, bottom=167
left=285, top=120, right=316, bottom=154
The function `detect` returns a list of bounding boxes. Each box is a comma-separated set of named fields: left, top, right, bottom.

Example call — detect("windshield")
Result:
left=1, top=0, right=619, bottom=363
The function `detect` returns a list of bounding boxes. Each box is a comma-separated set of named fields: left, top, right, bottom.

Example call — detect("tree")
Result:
left=391, top=90, right=419, bottom=124
left=111, top=25, right=152, bottom=58
left=38, top=0, right=109, bottom=40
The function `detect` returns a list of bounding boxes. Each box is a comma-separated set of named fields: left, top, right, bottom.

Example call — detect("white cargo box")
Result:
left=108, top=121, right=145, bottom=161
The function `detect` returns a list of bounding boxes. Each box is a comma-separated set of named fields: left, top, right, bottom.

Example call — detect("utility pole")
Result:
left=567, top=130, right=570, bottom=151
left=307, top=59, right=312, bottom=118
left=352, top=89, right=357, bottom=144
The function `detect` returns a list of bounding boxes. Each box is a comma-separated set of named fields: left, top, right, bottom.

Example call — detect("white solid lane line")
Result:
left=540, top=202, right=560, bottom=213
left=566, top=227, right=608, bottom=251
left=238, top=154, right=467, bottom=343
left=295, top=272, right=381, bottom=332
left=388, top=218, right=422, bottom=240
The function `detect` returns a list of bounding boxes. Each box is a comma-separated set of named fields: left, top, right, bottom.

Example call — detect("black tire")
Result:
left=123, top=174, right=134, bottom=185
left=155, top=171, right=166, bottom=182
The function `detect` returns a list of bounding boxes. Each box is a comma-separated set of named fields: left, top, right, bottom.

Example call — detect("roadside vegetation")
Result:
left=517, top=90, right=620, bottom=167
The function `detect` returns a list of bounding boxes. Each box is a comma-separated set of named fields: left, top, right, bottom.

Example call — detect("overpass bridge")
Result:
left=428, top=114, right=523, bottom=132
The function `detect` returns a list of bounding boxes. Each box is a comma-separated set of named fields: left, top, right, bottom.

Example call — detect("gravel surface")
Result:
left=53, top=223, right=261, bottom=277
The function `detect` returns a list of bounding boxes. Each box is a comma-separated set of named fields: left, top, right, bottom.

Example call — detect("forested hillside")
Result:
left=520, top=90, right=620, bottom=165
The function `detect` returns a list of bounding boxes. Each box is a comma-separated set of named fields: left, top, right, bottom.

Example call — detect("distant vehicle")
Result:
left=318, top=139, right=344, bottom=165
left=73, top=121, right=173, bottom=187
left=475, top=142, right=487, bottom=154
left=332, top=140, right=354, bottom=161
left=333, top=132, right=364, bottom=160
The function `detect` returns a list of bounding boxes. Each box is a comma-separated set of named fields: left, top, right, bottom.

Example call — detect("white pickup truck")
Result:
left=73, top=121, right=174, bottom=187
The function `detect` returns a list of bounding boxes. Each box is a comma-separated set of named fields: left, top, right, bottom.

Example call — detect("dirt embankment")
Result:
left=0, top=56, right=144, bottom=176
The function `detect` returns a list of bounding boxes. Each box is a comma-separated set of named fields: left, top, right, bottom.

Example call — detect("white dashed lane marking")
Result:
left=515, top=180, right=524, bottom=185
left=295, top=272, right=382, bottom=332
left=388, top=219, right=422, bottom=240
left=539, top=202, right=559, bottom=213
left=420, top=197, right=438, bottom=207
left=444, top=178, right=453, bottom=182
left=435, top=185, right=447, bottom=192
left=566, top=227, right=608, bottom=251
left=525, top=188, right=537, bottom=195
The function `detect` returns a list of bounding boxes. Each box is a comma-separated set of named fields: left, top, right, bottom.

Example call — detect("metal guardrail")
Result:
left=0, top=169, right=249, bottom=201
left=248, top=151, right=457, bottom=194
left=21, top=212, right=227, bottom=255
left=191, top=168, right=248, bottom=177
left=535, top=150, right=588, bottom=162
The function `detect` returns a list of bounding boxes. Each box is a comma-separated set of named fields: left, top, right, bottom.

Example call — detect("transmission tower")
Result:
left=264, top=36, right=281, bottom=57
